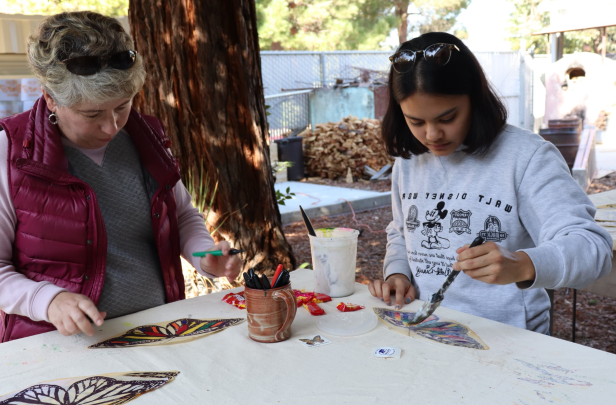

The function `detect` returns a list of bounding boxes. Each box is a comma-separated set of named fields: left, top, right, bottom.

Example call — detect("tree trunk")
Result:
left=394, top=0, right=410, bottom=45
left=128, top=0, right=296, bottom=275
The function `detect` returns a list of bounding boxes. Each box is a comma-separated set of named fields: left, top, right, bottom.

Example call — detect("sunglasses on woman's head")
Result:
left=62, top=50, right=137, bottom=76
left=389, top=43, right=460, bottom=74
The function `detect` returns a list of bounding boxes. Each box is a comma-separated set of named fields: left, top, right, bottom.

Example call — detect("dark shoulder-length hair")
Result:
left=382, top=32, right=507, bottom=158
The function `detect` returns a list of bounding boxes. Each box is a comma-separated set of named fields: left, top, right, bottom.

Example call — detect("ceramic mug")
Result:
left=245, top=279, right=297, bottom=343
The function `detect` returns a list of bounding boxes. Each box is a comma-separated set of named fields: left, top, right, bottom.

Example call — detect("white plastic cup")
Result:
left=309, top=227, right=359, bottom=297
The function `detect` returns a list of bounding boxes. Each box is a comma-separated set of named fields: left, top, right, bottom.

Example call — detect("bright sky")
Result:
left=382, top=0, right=516, bottom=51
left=457, top=0, right=516, bottom=51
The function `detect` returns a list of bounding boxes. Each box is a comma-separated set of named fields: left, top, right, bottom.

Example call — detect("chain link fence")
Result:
left=265, top=90, right=312, bottom=140
left=261, top=51, right=534, bottom=140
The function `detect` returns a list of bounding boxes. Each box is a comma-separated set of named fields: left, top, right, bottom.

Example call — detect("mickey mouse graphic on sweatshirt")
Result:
left=420, top=201, right=450, bottom=250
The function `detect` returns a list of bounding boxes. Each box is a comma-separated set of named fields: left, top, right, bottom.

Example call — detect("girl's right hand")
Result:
left=47, top=292, right=106, bottom=337
left=368, top=274, right=416, bottom=310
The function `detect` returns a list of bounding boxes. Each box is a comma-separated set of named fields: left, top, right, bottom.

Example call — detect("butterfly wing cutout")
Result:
left=312, top=335, right=325, bottom=344
left=0, top=372, right=178, bottom=405
left=373, top=308, right=488, bottom=350
left=89, top=318, right=245, bottom=348
left=299, top=339, right=316, bottom=346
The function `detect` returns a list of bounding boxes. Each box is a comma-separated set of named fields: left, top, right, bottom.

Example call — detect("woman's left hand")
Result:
left=199, top=241, right=243, bottom=281
left=452, top=241, right=536, bottom=285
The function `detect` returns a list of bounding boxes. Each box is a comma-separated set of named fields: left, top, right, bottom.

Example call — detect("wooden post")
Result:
left=601, top=27, right=607, bottom=64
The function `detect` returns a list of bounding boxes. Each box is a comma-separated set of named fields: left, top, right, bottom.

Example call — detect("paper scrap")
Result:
left=373, top=347, right=401, bottom=359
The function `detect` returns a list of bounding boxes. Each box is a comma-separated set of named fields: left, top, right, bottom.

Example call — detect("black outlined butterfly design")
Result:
left=0, top=371, right=178, bottom=405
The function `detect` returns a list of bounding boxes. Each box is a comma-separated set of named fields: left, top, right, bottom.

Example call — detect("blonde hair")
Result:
left=27, top=11, right=145, bottom=107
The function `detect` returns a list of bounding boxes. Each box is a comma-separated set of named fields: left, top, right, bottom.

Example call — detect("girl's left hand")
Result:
left=452, top=241, right=535, bottom=285
left=199, top=241, right=243, bottom=281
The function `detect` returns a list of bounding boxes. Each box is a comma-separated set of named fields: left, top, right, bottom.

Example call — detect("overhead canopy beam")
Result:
left=532, top=22, right=616, bottom=36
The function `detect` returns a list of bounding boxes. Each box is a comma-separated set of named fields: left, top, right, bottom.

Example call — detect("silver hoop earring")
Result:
left=48, top=113, right=58, bottom=125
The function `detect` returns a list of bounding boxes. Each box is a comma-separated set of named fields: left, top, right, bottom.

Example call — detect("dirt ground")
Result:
left=283, top=173, right=616, bottom=354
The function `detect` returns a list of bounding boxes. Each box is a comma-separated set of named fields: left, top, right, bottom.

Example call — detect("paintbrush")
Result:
left=192, top=249, right=244, bottom=257
left=407, top=236, right=485, bottom=326
left=299, top=205, right=316, bottom=236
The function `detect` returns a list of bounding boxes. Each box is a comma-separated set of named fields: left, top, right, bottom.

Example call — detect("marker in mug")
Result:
left=192, top=249, right=244, bottom=257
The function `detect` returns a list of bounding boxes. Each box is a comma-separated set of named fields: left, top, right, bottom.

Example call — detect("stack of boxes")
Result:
left=0, top=78, right=42, bottom=119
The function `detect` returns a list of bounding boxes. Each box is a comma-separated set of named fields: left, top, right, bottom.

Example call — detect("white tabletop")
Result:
left=1, top=269, right=615, bottom=404
left=582, top=189, right=616, bottom=297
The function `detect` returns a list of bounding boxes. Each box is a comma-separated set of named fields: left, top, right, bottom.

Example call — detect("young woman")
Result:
left=367, top=32, right=612, bottom=333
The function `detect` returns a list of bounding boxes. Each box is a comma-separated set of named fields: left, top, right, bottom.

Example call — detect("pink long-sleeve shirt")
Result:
left=0, top=129, right=216, bottom=323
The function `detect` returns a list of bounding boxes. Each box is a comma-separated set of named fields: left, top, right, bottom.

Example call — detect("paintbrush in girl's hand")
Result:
left=407, top=236, right=485, bottom=326
left=299, top=205, right=316, bottom=237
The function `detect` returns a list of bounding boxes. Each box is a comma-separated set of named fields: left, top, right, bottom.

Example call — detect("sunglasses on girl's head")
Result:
left=389, top=43, right=460, bottom=74
left=62, top=50, right=137, bottom=76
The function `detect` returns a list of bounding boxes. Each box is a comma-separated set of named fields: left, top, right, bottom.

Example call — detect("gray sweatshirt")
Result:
left=384, top=124, right=613, bottom=333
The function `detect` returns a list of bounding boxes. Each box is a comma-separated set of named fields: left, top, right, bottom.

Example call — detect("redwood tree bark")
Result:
left=394, top=0, right=410, bottom=44
left=128, top=0, right=296, bottom=275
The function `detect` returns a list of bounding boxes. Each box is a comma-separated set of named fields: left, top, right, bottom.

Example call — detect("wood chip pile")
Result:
left=597, top=109, right=610, bottom=131
left=300, top=116, right=393, bottom=180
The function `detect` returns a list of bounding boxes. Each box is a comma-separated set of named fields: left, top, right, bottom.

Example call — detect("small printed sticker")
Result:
left=298, top=335, right=332, bottom=348
left=373, top=347, right=401, bottom=359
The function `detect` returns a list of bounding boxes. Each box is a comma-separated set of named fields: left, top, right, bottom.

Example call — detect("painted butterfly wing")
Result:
left=164, top=318, right=244, bottom=339
left=0, top=373, right=177, bottom=405
left=299, top=339, right=316, bottom=346
left=373, top=308, right=487, bottom=350
left=88, top=325, right=173, bottom=348
left=312, top=335, right=325, bottom=343
left=89, top=318, right=244, bottom=348
left=409, top=319, right=486, bottom=350
left=373, top=308, right=437, bottom=333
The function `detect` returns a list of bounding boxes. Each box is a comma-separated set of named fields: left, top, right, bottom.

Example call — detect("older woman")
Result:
left=0, top=11, right=241, bottom=342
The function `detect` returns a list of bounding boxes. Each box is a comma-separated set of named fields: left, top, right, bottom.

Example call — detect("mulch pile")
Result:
left=301, top=116, right=393, bottom=180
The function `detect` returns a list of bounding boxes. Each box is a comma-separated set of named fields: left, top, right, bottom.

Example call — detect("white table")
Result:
left=1, top=269, right=615, bottom=404
left=581, top=189, right=616, bottom=297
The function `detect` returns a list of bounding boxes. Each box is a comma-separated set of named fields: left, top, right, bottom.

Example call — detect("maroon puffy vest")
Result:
left=0, top=97, right=185, bottom=342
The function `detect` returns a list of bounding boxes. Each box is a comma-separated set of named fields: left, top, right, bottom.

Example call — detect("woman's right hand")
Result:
left=47, top=292, right=106, bottom=337
left=368, top=274, right=416, bottom=310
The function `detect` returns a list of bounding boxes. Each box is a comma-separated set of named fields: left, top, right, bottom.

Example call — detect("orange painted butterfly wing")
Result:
left=89, top=318, right=244, bottom=348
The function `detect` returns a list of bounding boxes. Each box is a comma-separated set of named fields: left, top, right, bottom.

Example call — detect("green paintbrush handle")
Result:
left=192, top=249, right=244, bottom=257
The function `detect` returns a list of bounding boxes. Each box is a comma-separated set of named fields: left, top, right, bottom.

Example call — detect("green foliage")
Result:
left=256, top=0, right=397, bottom=50
left=564, top=28, right=616, bottom=55
left=276, top=186, right=296, bottom=205
left=506, top=0, right=551, bottom=53
left=272, top=160, right=293, bottom=175
left=256, top=0, right=470, bottom=51
left=4, top=0, right=129, bottom=16
left=506, top=0, right=616, bottom=54
left=410, top=0, right=470, bottom=35
left=184, top=161, right=227, bottom=237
